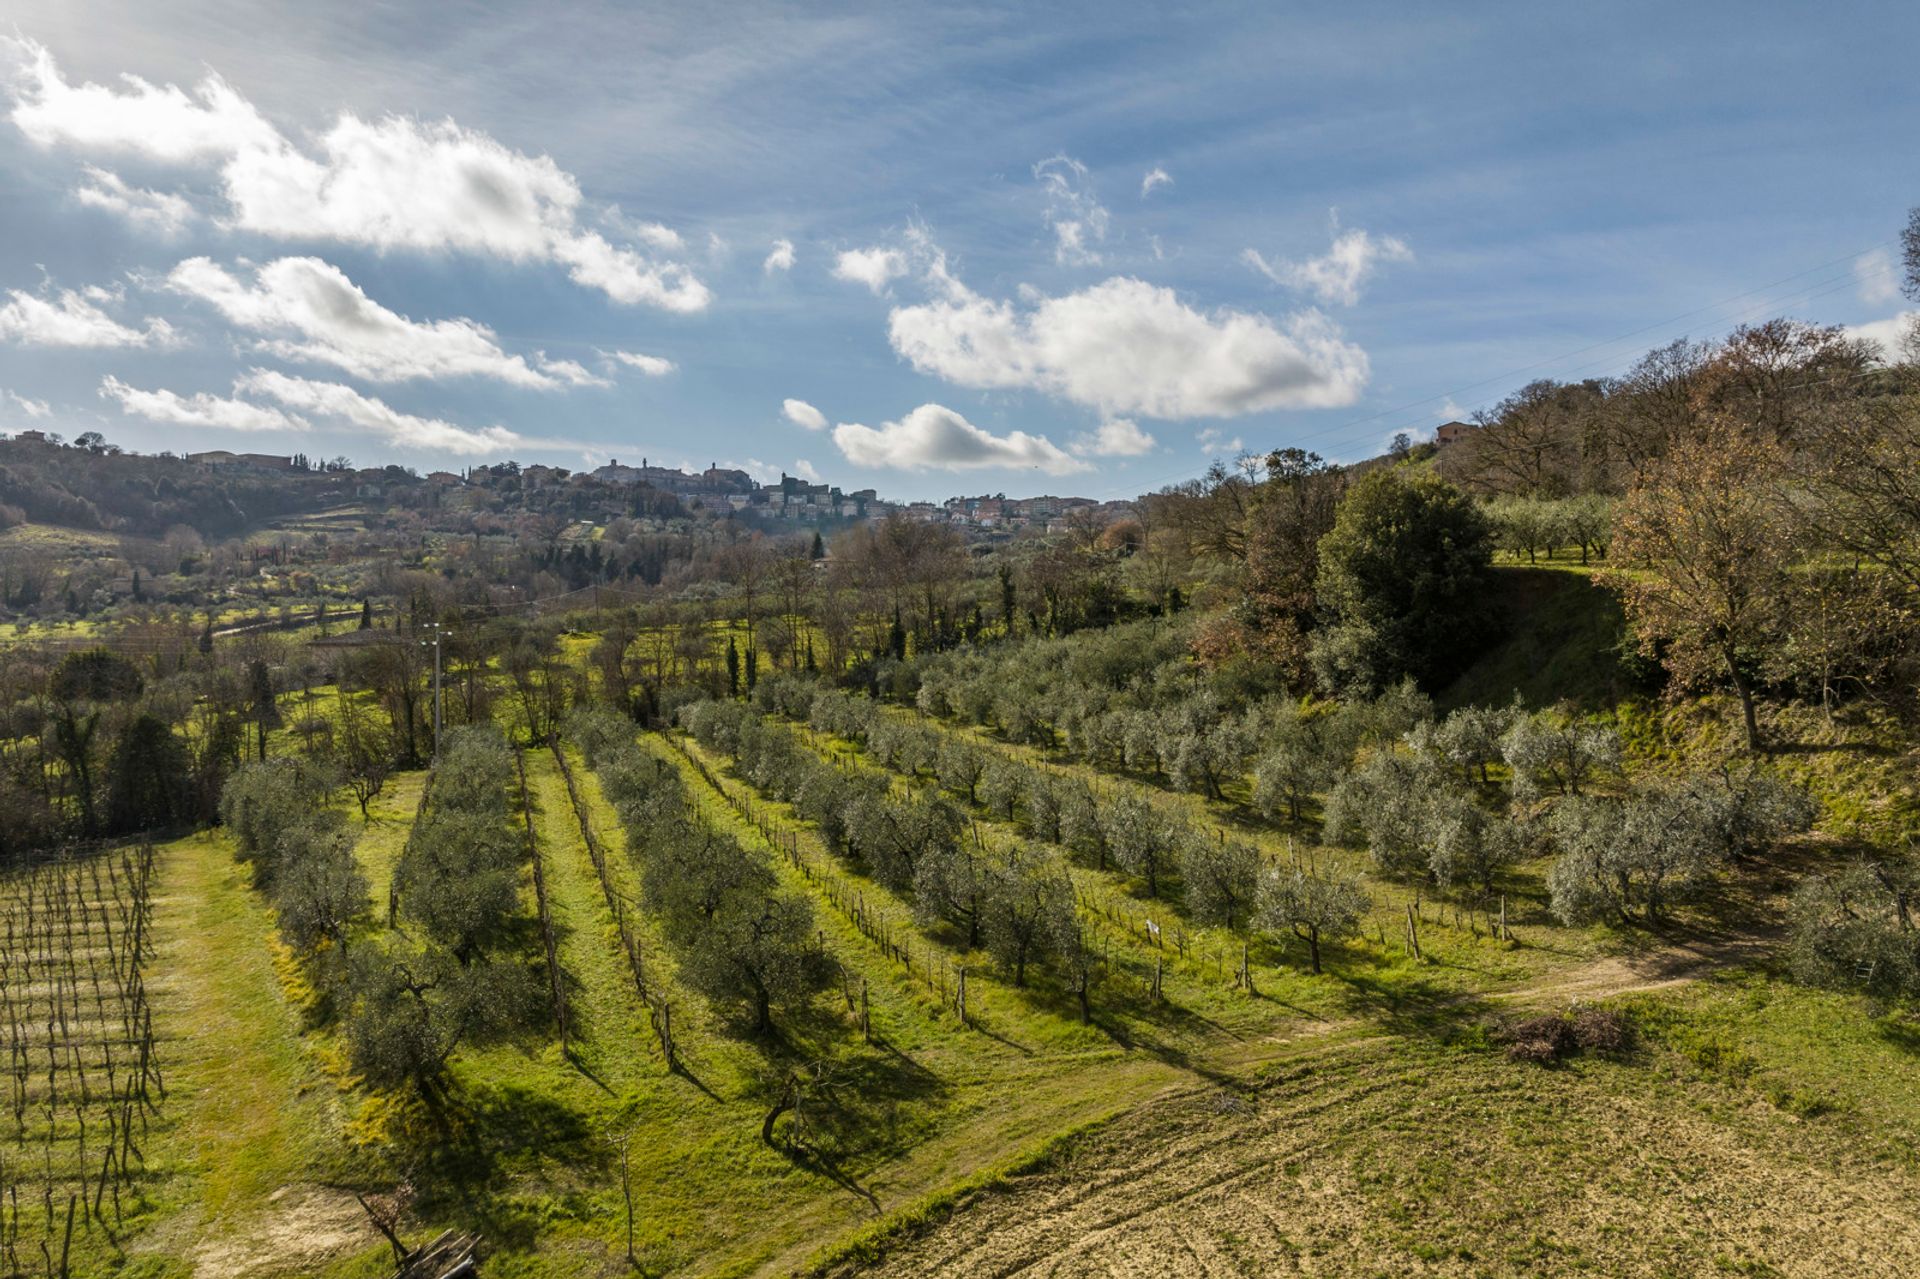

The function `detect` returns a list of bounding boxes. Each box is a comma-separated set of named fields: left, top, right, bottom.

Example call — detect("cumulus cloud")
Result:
left=101, top=368, right=517, bottom=454
left=1140, top=167, right=1172, bottom=198
left=764, top=237, right=795, bottom=273
left=0, top=286, right=174, bottom=348
left=2, top=37, right=708, bottom=310
left=832, top=246, right=907, bottom=294
left=1071, top=418, right=1157, bottom=457
left=74, top=165, right=194, bottom=234
left=1244, top=218, right=1412, bottom=306
left=790, top=458, right=822, bottom=482
left=782, top=397, right=827, bottom=431
left=605, top=349, right=676, bottom=377
left=167, top=255, right=597, bottom=387
left=2, top=389, right=52, bottom=418
left=1856, top=249, right=1901, bottom=306
left=100, top=374, right=306, bottom=431
left=238, top=369, right=520, bottom=453
left=1034, top=154, right=1109, bottom=266
left=832, top=403, right=1087, bottom=475
left=888, top=272, right=1368, bottom=419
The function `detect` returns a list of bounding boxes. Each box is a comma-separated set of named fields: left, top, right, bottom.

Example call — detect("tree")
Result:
left=275, top=822, right=370, bottom=954
left=339, top=692, right=392, bottom=820
left=1788, top=858, right=1920, bottom=997
left=1545, top=782, right=1754, bottom=924
left=1104, top=792, right=1177, bottom=897
left=219, top=756, right=339, bottom=885
left=1605, top=419, right=1794, bottom=750
left=935, top=738, right=987, bottom=804
left=1322, top=750, right=1440, bottom=878
left=1256, top=865, right=1369, bottom=974
left=680, top=891, right=825, bottom=1033
left=1425, top=793, right=1523, bottom=896
left=1181, top=834, right=1262, bottom=930
left=1252, top=703, right=1354, bottom=823
left=982, top=844, right=1071, bottom=987
left=105, top=713, right=190, bottom=835
left=1500, top=713, right=1620, bottom=801
left=344, top=948, right=537, bottom=1101
left=393, top=727, right=521, bottom=962
left=1310, top=470, right=1497, bottom=694
left=246, top=657, right=281, bottom=760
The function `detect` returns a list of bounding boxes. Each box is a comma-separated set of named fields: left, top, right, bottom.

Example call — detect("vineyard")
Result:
left=0, top=846, right=161, bottom=1279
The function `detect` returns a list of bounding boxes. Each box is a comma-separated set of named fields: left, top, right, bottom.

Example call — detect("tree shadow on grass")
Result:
left=406, top=1080, right=603, bottom=1250
left=1334, top=965, right=1498, bottom=1048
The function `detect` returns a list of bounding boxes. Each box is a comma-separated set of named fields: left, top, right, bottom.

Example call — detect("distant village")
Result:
left=3, top=429, right=1135, bottom=536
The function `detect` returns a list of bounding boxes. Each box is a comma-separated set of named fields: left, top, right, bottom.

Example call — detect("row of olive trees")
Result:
left=223, top=727, right=543, bottom=1102
left=746, top=678, right=1373, bottom=976
left=679, top=696, right=1102, bottom=1010
left=572, top=709, right=832, bottom=1034
left=1483, top=494, right=1613, bottom=565
left=923, top=642, right=1812, bottom=938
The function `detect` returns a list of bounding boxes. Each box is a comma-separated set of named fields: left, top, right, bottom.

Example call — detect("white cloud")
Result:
left=1437, top=397, right=1470, bottom=421
left=603, top=208, right=684, bottom=254
left=534, top=354, right=610, bottom=387
left=1847, top=312, right=1918, bottom=362
left=1034, top=154, right=1109, bottom=266
left=2, top=389, right=52, bottom=418
left=1856, top=249, right=1901, bottom=306
left=239, top=370, right=521, bottom=454
left=832, top=246, right=907, bottom=294
left=764, top=237, right=795, bottom=273
left=0, top=286, right=174, bottom=348
left=1197, top=427, right=1243, bottom=455
left=605, top=349, right=677, bottom=377
left=167, top=255, right=592, bottom=387
left=782, top=397, right=827, bottom=431
left=74, top=165, right=194, bottom=234
left=100, top=374, right=306, bottom=432
left=1070, top=418, right=1157, bottom=457
left=888, top=272, right=1368, bottom=419
left=791, top=458, right=822, bottom=482
left=4, top=39, right=277, bottom=161
left=1140, top=167, right=1172, bottom=198
left=832, top=403, right=1087, bottom=475
left=1244, top=218, right=1412, bottom=306
left=3, top=38, right=707, bottom=310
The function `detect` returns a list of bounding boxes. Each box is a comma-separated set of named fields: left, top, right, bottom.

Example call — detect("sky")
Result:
left=0, top=1, right=1914, bottom=502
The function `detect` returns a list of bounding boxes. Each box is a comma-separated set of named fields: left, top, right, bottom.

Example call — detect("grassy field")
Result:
left=1, top=564, right=1914, bottom=1276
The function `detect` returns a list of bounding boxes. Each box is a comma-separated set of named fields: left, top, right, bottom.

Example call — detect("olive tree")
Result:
left=1181, top=833, right=1263, bottom=930
left=1256, top=865, right=1370, bottom=974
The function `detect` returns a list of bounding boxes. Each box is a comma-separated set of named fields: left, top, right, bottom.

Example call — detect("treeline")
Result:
left=0, top=436, right=340, bottom=537
left=0, top=646, right=243, bottom=857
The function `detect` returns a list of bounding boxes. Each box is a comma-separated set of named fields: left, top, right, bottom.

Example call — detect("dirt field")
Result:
left=853, top=1031, right=1920, bottom=1278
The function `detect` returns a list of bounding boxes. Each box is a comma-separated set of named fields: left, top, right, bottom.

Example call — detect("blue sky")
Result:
left=0, top=1, right=1913, bottom=501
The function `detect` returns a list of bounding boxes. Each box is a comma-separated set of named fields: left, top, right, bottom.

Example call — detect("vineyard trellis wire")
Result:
left=0, top=842, right=163, bottom=1278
